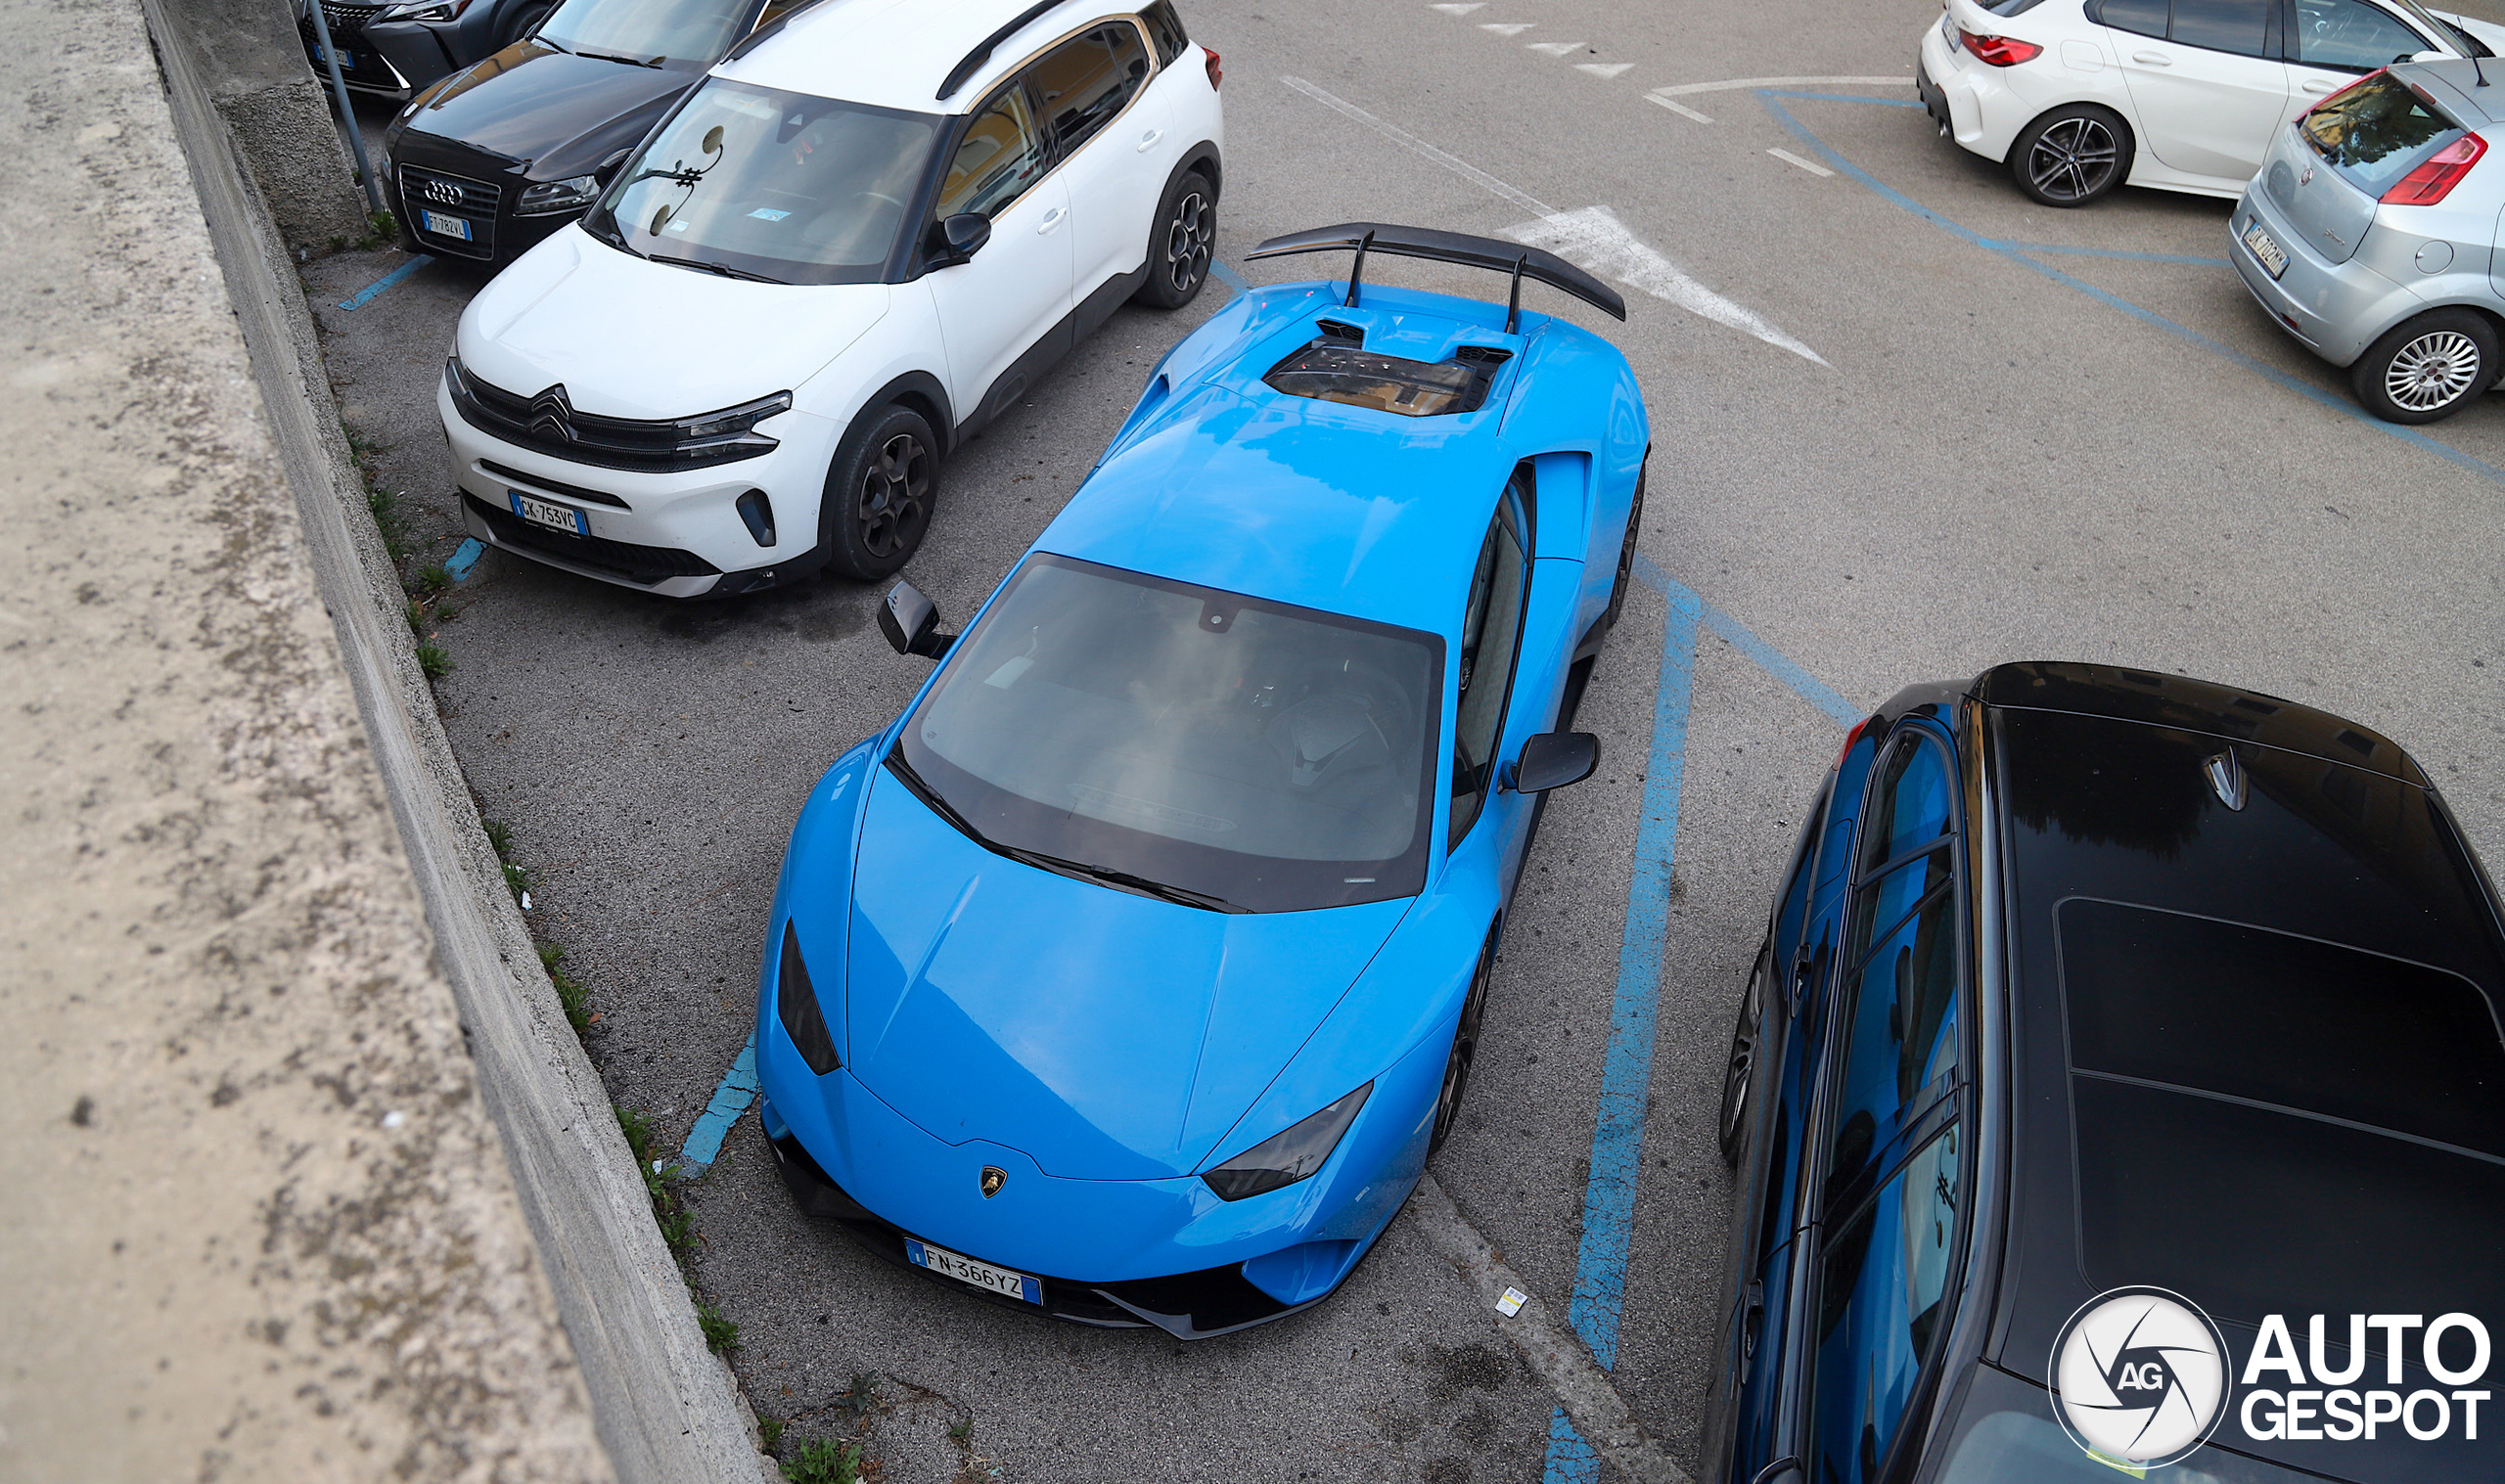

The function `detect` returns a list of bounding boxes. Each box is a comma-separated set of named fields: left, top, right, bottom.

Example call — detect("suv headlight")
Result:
left=517, top=174, right=602, bottom=215
left=378, top=0, right=471, bottom=19
left=1201, top=1083, right=1371, bottom=1201
left=680, top=390, right=793, bottom=441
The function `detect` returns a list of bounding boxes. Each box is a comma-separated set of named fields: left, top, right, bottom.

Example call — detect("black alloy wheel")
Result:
left=1136, top=170, right=1215, bottom=309
left=2351, top=307, right=2499, bottom=424
left=1429, top=948, right=1496, bottom=1158
left=820, top=404, right=937, bottom=581
left=2010, top=106, right=2130, bottom=207
left=1716, top=940, right=1770, bottom=1168
left=1603, top=463, right=1648, bottom=632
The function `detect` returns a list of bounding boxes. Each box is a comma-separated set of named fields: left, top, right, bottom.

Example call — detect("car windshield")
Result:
left=2300, top=69, right=2465, bottom=192
left=591, top=78, right=939, bottom=285
left=1936, top=1365, right=2327, bottom=1483
left=891, top=555, right=1443, bottom=914
left=535, top=0, right=756, bottom=67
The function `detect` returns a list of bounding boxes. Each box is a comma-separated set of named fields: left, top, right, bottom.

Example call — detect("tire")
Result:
left=1716, top=940, right=1770, bottom=1169
left=2349, top=308, right=2498, bottom=425
left=817, top=404, right=937, bottom=582
left=2008, top=105, right=2131, bottom=207
left=1428, top=947, right=1495, bottom=1159
left=502, top=0, right=552, bottom=46
left=1603, top=461, right=1648, bottom=632
left=1133, top=169, right=1216, bottom=309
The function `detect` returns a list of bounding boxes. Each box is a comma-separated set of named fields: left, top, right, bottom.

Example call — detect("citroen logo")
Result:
left=527, top=383, right=573, bottom=443
left=979, top=1165, right=1006, bottom=1198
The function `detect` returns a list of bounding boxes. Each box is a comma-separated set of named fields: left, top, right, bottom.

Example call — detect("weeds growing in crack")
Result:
left=780, top=1438, right=861, bottom=1484
left=697, top=1300, right=741, bottom=1355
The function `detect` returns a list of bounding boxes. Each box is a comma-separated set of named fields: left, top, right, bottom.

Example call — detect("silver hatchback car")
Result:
left=2233, top=58, right=2505, bottom=423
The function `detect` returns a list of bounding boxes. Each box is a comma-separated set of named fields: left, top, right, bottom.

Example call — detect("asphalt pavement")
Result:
left=307, top=1, right=2505, bottom=1477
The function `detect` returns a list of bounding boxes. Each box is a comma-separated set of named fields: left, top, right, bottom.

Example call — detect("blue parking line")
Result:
left=1761, top=89, right=1926, bottom=108
left=1209, top=258, right=1251, bottom=293
left=2001, top=242, right=2231, bottom=267
left=336, top=254, right=432, bottom=311
left=1638, top=554, right=1862, bottom=727
left=444, top=537, right=484, bottom=582
left=1755, top=91, right=2505, bottom=488
left=678, top=1032, right=758, bottom=1170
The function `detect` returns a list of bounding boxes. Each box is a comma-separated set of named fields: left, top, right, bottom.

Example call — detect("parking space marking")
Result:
left=1642, top=554, right=1864, bottom=725
left=1649, top=74, right=1913, bottom=98
left=1503, top=206, right=1830, bottom=365
left=679, top=1031, right=758, bottom=1170
left=336, top=253, right=432, bottom=311
left=1767, top=147, right=1835, bottom=178
left=1481, top=22, right=1536, bottom=35
left=1527, top=40, right=1586, bottom=55
left=1648, top=95, right=1714, bottom=123
left=1429, top=2, right=1485, bottom=12
left=1755, top=89, right=2505, bottom=488
left=1577, top=63, right=1637, bottom=79
left=1208, top=258, right=1251, bottom=293
left=2002, top=241, right=2231, bottom=267
left=445, top=536, right=484, bottom=582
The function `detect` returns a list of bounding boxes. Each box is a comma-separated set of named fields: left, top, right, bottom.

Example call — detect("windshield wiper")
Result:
left=575, top=48, right=665, bottom=67
left=648, top=252, right=786, bottom=284
left=882, top=753, right=1247, bottom=913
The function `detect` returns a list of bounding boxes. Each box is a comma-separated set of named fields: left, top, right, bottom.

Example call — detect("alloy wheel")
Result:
left=1430, top=954, right=1493, bottom=1155
left=1716, top=946, right=1766, bottom=1165
left=1162, top=191, right=1212, bottom=296
left=856, top=432, right=930, bottom=558
left=2386, top=331, right=2482, bottom=413
left=2027, top=116, right=2118, bottom=204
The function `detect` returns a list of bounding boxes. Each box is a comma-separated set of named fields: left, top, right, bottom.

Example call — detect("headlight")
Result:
left=776, top=922, right=841, bottom=1076
left=679, top=390, right=792, bottom=441
left=516, top=174, right=602, bottom=215
left=378, top=0, right=470, bottom=19
left=1202, top=1083, right=1371, bottom=1201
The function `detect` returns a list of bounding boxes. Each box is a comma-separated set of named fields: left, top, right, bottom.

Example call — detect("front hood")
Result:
left=843, top=771, right=1412, bottom=1181
left=402, top=42, right=696, bottom=175
left=458, top=229, right=888, bottom=416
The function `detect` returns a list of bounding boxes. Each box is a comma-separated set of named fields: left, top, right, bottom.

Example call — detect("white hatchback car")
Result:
left=441, top=0, right=1223, bottom=596
left=1917, top=0, right=2505, bottom=204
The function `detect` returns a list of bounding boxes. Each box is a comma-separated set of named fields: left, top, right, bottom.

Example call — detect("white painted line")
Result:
left=1647, top=94, right=1713, bottom=122
left=1429, top=2, right=1483, bottom=13
left=1506, top=206, right=1830, bottom=365
left=1576, top=61, right=1635, bottom=78
left=1480, top=21, right=1534, bottom=33
left=1277, top=75, right=1828, bottom=364
left=1410, top=1175, right=1693, bottom=1484
left=1768, top=147, right=1836, bottom=177
left=1648, top=73, right=1913, bottom=97
left=1526, top=39, right=1584, bottom=55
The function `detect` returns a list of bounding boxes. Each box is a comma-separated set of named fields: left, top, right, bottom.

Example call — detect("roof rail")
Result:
left=1246, top=222, right=1627, bottom=330
left=723, top=0, right=835, bottom=63
left=936, top=0, right=1074, bottom=101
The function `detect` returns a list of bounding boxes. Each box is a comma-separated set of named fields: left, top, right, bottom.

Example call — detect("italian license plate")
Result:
left=510, top=490, right=587, bottom=535
left=421, top=209, right=474, bottom=243
left=2242, top=219, right=2289, bottom=280
left=905, top=1237, right=1041, bottom=1305
left=315, top=44, right=355, bottom=69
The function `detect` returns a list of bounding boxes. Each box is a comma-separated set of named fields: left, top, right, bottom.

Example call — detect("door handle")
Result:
left=1135, top=127, right=1162, bottom=152
left=1036, top=205, right=1067, bottom=233
left=2132, top=50, right=2172, bottom=64
left=2301, top=76, right=2337, bottom=92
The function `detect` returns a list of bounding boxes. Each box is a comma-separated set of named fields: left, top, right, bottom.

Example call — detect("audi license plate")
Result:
left=420, top=209, right=474, bottom=242
left=510, top=490, right=588, bottom=535
left=905, top=1237, right=1041, bottom=1305
left=2242, top=219, right=2289, bottom=280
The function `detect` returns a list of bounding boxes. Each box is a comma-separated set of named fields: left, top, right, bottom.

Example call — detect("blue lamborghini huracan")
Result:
left=754, top=224, right=1651, bottom=1337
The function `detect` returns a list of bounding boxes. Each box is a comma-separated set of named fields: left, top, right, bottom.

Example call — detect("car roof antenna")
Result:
left=2477, top=52, right=2490, bottom=86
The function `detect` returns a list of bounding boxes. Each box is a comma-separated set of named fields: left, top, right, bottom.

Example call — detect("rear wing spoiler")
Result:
left=1245, top=222, right=1626, bottom=331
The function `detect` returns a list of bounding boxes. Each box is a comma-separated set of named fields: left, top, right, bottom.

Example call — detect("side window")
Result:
left=1142, top=0, right=1190, bottom=66
left=2094, top=0, right=2169, bottom=39
left=2291, top=0, right=2429, bottom=69
left=936, top=84, right=1047, bottom=219
left=1447, top=475, right=1530, bottom=846
left=1859, top=730, right=1954, bottom=875
left=1026, top=22, right=1152, bottom=157
left=2170, top=0, right=2272, bottom=55
left=1810, top=1122, right=1964, bottom=1483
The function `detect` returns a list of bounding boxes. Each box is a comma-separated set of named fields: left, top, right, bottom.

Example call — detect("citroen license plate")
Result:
left=2242, top=219, right=2289, bottom=280
left=420, top=209, right=474, bottom=243
left=510, top=490, right=587, bottom=535
left=905, top=1237, right=1041, bottom=1304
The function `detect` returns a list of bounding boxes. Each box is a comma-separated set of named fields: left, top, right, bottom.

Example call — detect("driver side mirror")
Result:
left=928, top=211, right=991, bottom=268
left=1501, top=732, right=1599, bottom=793
left=878, top=579, right=953, bottom=659
left=594, top=148, right=630, bottom=185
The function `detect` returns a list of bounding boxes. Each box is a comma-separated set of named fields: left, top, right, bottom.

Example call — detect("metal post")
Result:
left=305, top=0, right=387, bottom=215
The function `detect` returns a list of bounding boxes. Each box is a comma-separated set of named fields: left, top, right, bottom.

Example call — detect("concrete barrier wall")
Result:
left=165, top=0, right=370, bottom=251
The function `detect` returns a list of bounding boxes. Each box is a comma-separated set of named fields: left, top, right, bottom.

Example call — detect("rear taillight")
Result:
left=2383, top=131, right=2486, bottom=204
left=1834, top=715, right=1873, bottom=772
left=1957, top=29, right=2042, bottom=65
left=1204, top=45, right=1222, bottom=88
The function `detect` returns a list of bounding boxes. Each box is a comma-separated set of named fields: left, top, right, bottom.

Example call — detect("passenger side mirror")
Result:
left=1502, top=731, right=1598, bottom=793
left=878, top=579, right=953, bottom=658
left=929, top=211, right=991, bottom=268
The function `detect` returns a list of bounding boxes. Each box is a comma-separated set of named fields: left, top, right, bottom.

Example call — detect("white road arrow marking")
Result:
left=1429, top=3, right=1484, bottom=13
left=1576, top=62, right=1635, bottom=77
left=1647, top=73, right=1913, bottom=97
left=1480, top=22, right=1534, bottom=35
left=1526, top=40, right=1584, bottom=55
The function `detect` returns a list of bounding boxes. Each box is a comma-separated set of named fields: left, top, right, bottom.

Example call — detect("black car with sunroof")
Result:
left=1703, top=661, right=2504, bottom=1484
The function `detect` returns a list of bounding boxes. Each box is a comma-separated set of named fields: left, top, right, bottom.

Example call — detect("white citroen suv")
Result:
left=440, top=0, right=1223, bottom=597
